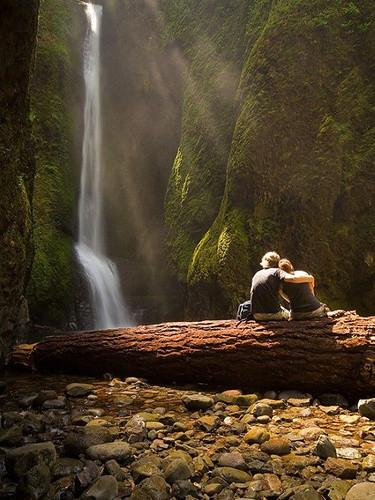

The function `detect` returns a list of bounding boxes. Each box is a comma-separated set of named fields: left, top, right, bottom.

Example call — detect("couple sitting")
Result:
left=250, top=251, right=329, bottom=321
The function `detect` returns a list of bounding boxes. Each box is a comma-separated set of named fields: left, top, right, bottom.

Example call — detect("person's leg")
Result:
left=253, top=311, right=289, bottom=321
left=291, top=304, right=328, bottom=320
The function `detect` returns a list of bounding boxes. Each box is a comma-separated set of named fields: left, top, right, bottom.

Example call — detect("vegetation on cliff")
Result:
left=0, top=0, right=39, bottom=361
left=165, top=0, right=375, bottom=318
left=27, top=0, right=81, bottom=325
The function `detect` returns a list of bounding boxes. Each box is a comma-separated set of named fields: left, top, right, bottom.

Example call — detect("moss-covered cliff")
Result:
left=27, top=0, right=83, bottom=325
left=0, top=0, right=39, bottom=362
left=165, top=0, right=375, bottom=318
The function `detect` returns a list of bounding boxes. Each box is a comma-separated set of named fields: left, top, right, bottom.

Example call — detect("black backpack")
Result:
left=236, top=300, right=252, bottom=322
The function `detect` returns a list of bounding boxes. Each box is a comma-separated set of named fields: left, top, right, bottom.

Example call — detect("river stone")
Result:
left=345, top=482, right=375, bottom=500
left=325, top=457, right=358, bottom=479
left=64, top=426, right=112, bottom=456
left=318, top=393, right=349, bottom=407
left=212, top=466, right=251, bottom=483
left=340, top=415, right=360, bottom=424
left=362, top=454, right=375, bottom=471
left=131, top=475, right=170, bottom=500
left=235, top=394, right=258, bottom=407
left=35, top=390, right=58, bottom=405
left=315, top=435, right=337, bottom=458
left=104, top=459, right=127, bottom=481
left=52, top=457, right=84, bottom=479
left=260, top=398, right=286, bottom=409
left=49, top=475, right=76, bottom=499
left=65, top=383, right=95, bottom=397
left=42, top=396, right=66, bottom=410
left=358, top=399, right=375, bottom=419
left=164, top=458, right=192, bottom=483
left=337, top=448, right=361, bottom=460
left=244, top=427, right=270, bottom=444
left=216, top=390, right=242, bottom=404
left=323, top=478, right=351, bottom=500
left=17, top=463, right=50, bottom=499
left=124, top=415, right=147, bottom=442
left=278, top=390, right=312, bottom=402
left=136, top=412, right=160, bottom=422
left=81, top=475, right=118, bottom=500
left=86, top=441, right=131, bottom=462
left=218, top=451, right=246, bottom=470
left=6, top=441, right=57, bottom=478
left=197, top=415, right=220, bottom=432
left=292, top=486, right=324, bottom=499
left=132, top=455, right=162, bottom=482
left=252, top=403, right=273, bottom=417
left=261, top=438, right=291, bottom=456
left=172, top=479, right=199, bottom=499
left=182, top=394, right=214, bottom=411
left=204, top=482, right=225, bottom=495
left=0, top=425, right=23, bottom=446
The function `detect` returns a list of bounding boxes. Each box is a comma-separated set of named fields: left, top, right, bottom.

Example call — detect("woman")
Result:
left=278, top=259, right=329, bottom=320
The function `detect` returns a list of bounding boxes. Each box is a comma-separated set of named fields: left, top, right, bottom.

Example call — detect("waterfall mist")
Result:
left=75, top=2, right=133, bottom=329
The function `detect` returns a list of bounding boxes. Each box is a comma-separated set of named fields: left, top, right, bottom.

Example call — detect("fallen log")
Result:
left=11, top=313, right=375, bottom=394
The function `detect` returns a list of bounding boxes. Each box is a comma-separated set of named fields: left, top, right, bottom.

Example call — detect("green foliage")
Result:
left=27, top=0, right=76, bottom=324
left=164, top=0, right=375, bottom=317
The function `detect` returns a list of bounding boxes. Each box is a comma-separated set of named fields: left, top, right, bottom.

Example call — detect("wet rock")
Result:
left=145, top=421, right=165, bottom=431
left=0, top=425, right=23, bottom=446
left=260, top=398, right=286, bottom=409
left=252, top=403, right=273, bottom=418
left=65, top=383, right=95, bottom=397
left=257, top=415, right=271, bottom=424
left=86, top=441, right=131, bottom=463
left=336, top=448, right=361, bottom=460
left=81, top=475, right=118, bottom=500
left=42, top=396, right=67, bottom=410
left=52, top=457, right=84, bottom=479
left=23, top=412, right=45, bottom=434
left=132, top=455, right=162, bottom=482
left=212, top=466, right=251, bottom=483
left=278, top=390, right=312, bottom=402
left=182, top=394, right=214, bottom=411
left=261, top=438, right=291, bottom=456
left=36, top=390, right=58, bottom=405
left=315, top=435, right=337, bottom=458
left=17, top=463, right=51, bottom=499
left=75, top=460, right=101, bottom=490
left=318, top=393, right=349, bottom=407
left=345, top=482, right=375, bottom=499
left=6, top=441, right=57, bottom=478
left=234, top=394, right=258, bottom=407
left=320, top=405, right=341, bottom=415
left=124, top=415, right=147, bottom=442
left=64, top=426, right=112, bottom=456
left=203, top=482, right=225, bottom=495
left=218, top=451, right=246, bottom=470
left=0, top=381, right=7, bottom=393
left=104, top=459, right=127, bottom=481
left=362, top=454, right=375, bottom=472
left=137, top=412, right=160, bottom=422
left=49, top=474, right=76, bottom=499
left=164, top=458, right=192, bottom=483
left=320, top=478, right=351, bottom=499
left=131, top=475, right=170, bottom=500
left=18, top=393, right=39, bottom=408
left=340, top=415, right=360, bottom=424
left=159, top=413, right=176, bottom=426
left=244, top=427, right=270, bottom=444
left=197, top=415, right=220, bottom=432
left=171, top=479, right=199, bottom=498
left=358, top=399, right=375, bottom=419
left=325, top=457, right=358, bottom=479
left=292, top=486, right=324, bottom=499
left=216, top=390, right=242, bottom=404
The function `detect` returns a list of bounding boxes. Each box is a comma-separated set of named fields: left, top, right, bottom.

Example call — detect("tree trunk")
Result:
left=12, top=313, right=375, bottom=394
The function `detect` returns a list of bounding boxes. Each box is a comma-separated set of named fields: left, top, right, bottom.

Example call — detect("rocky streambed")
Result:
left=0, top=372, right=375, bottom=499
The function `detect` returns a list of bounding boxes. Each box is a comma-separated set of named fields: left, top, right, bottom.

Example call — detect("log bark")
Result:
left=11, top=313, right=375, bottom=394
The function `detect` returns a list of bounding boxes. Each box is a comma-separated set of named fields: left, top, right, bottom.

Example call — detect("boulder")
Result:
left=6, top=442, right=56, bottom=478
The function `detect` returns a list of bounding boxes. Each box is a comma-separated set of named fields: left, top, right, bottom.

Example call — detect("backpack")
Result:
left=236, top=300, right=252, bottom=322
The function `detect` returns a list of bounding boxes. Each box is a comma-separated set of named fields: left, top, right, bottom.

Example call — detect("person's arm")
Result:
left=279, top=287, right=290, bottom=303
left=282, top=271, right=314, bottom=284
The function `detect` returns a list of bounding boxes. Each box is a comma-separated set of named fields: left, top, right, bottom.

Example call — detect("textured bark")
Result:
left=13, top=313, right=375, bottom=394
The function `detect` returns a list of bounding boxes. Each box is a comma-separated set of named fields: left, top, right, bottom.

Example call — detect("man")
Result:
left=250, top=251, right=314, bottom=321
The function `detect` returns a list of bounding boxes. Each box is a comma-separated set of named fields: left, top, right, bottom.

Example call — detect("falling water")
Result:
left=75, top=2, right=132, bottom=328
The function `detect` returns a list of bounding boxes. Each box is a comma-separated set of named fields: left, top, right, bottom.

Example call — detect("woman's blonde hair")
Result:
left=279, top=258, right=294, bottom=273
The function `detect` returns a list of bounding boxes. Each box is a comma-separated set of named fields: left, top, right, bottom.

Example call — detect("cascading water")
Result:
left=76, top=2, right=133, bottom=328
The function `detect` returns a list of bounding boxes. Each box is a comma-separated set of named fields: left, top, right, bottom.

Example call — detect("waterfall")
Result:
left=75, top=2, right=133, bottom=329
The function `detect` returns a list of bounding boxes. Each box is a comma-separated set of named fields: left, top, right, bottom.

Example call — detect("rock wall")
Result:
left=164, top=0, right=375, bottom=318
left=26, top=0, right=84, bottom=326
left=0, top=0, right=40, bottom=363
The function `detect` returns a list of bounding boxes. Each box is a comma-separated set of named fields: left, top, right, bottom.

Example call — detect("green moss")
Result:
left=26, top=0, right=76, bottom=325
left=165, top=0, right=375, bottom=317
